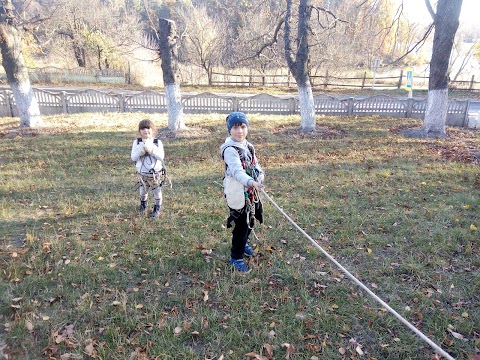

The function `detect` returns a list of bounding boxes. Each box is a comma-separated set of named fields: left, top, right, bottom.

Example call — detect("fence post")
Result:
left=469, top=75, right=475, bottom=91
left=232, top=96, right=239, bottom=112
left=118, top=93, right=125, bottom=112
left=289, top=97, right=296, bottom=114
left=4, top=90, right=13, bottom=117
left=324, top=69, right=329, bottom=89
left=463, top=98, right=471, bottom=126
left=61, top=91, right=67, bottom=114
left=361, top=72, right=366, bottom=89
left=406, top=98, right=413, bottom=118
left=347, top=97, right=354, bottom=115
left=397, top=69, right=403, bottom=89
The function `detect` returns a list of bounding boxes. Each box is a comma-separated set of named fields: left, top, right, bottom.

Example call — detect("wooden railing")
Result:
left=0, top=88, right=472, bottom=127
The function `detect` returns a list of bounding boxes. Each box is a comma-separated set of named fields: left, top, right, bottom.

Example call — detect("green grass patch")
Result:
left=0, top=113, right=479, bottom=359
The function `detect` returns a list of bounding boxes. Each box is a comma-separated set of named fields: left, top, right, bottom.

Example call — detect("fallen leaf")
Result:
left=174, top=327, right=182, bottom=335
left=355, top=345, right=364, bottom=355
left=85, top=339, right=95, bottom=356
left=263, top=343, right=274, bottom=357
left=448, top=329, right=465, bottom=340
left=245, top=352, right=268, bottom=360
left=281, top=343, right=295, bottom=359
left=203, top=291, right=209, bottom=302
left=443, top=338, right=454, bottom=346
left=470, top=224, right=477, bottom=231
left=25, top=320, right=34, bottom=331
left=338, top=347, right=346, bottom=355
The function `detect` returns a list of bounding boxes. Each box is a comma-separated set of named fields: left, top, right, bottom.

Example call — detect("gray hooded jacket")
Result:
left=220, top=137, right=264, bottom=188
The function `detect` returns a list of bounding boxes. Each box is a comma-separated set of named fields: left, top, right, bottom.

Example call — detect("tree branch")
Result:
left=389, top=22, right=434, bottom=65
left=234, top=18, right=284, bottom=65
left=424, top=0, right=436, bottom=21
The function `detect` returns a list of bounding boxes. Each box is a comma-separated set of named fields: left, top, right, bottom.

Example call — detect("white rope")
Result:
left=260, top=188, right=455, bottom=360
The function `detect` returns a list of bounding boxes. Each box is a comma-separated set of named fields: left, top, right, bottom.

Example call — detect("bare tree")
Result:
left=405, top=0, right=463, bottom=138
left=40, top=0, right=140, bottom=69
left=285, top=0, right=348, bottom=130
left=158, top=18, right=185, bottom=131
left=284, top=0, right=316, bottom=130
left=0, top=0, right=43, bottom=127
left=175, top=5, right=225, bottom=85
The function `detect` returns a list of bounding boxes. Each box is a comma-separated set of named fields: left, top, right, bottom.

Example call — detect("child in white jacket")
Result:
left=131, top=119, right=165, bottom=218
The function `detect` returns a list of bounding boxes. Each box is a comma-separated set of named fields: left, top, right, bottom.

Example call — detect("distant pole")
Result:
left=371, top=57, right=380, bottom=90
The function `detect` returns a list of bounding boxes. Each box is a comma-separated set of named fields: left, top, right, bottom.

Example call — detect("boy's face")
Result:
left=140, top=127, right=153, bottom=139
left=230, top=123, right=248, bottom=142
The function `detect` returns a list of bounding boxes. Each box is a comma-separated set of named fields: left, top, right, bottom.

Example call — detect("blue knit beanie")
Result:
left=226, top=112, right=249, bottom=133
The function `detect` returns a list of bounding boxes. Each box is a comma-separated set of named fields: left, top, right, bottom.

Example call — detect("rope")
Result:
left=260, top=188, right=455, bottom=360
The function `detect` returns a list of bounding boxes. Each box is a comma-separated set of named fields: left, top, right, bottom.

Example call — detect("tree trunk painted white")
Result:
left=284, top=0, right=317, bottom=131
left=423, top=89, right=448, bottom=135
left=298, top=84, right=316, bottom=131
left=158, top=19, right=185, bottom=132
left=10, top=82, right=43, bottom=128
left=0, top=1, right=43, bottom=128
left=422, top=0, right=462, bottom=137
left=165, top=84, right=185, bottom=130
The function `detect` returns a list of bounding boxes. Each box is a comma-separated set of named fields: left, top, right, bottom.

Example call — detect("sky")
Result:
left=402, top=0, right=479, bottom=27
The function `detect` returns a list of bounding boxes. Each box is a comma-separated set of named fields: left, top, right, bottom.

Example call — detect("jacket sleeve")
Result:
left=131, top=139, right=145, bottom=162
left=223, top=147, right=255, bottom=187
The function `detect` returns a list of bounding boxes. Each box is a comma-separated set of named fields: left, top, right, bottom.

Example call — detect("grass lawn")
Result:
left=0, top=112, right=479, bottom=360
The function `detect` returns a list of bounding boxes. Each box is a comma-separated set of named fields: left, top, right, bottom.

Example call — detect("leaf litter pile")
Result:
left=0, top=113, right=479, bottom=360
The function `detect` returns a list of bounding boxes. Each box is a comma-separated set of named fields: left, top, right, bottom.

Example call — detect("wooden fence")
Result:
left=210, top=70, right=480, bottom=91
left=0, top=88, right=472, bottom=127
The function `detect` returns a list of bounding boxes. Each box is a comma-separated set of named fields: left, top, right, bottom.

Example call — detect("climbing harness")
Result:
left=222, top=144, right=263, bottom=229
left=259, top=188, right=455, bottom=360
left=134, top=138, right=172, bottom=192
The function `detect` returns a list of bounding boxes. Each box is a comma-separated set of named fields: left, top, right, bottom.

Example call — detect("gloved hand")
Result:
left=144, top=140, right=154, bottom=154
left=138, top=142, right=146, bottom=155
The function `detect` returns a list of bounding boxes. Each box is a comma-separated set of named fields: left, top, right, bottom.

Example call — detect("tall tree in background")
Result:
left=285, top=0, right=316, bottom=131
left=420, top=0, right=463, bottom=137
left=0, top=0, right=43, bottom=127
left=175, top=5, right=225, bottom=86
left=158, top=18, right=185, bottom=131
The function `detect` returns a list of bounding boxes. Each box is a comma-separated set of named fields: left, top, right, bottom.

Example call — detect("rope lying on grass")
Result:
left=260, top=188, right=455, bottom=360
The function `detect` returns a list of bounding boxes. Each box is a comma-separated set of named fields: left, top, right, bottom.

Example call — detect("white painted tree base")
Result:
left=11, top=82, right=44, bottom=128
left=165, top=84, right=185, bottom=130
left=423, top=89, right=448, bottom=135
left=298, top=85, right=316, bottom=131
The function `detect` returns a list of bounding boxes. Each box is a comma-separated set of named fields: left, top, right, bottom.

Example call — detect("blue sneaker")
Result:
left=244, top=244, right=257, bottom=257
left=229, top=258, right=251, bottom=273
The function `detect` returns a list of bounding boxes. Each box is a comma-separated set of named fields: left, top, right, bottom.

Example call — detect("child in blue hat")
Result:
left=220, top=112, right=265, bottom=273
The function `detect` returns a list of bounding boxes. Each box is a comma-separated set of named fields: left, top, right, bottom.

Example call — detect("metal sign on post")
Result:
left=405, top=68, right=414, bottom=98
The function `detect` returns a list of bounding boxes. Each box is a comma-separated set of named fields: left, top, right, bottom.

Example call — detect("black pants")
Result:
left=230, top=209, right=254, bottom=260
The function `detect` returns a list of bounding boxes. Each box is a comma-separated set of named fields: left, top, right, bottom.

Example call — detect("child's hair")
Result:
left=138, top=119, right=155, bottom=132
